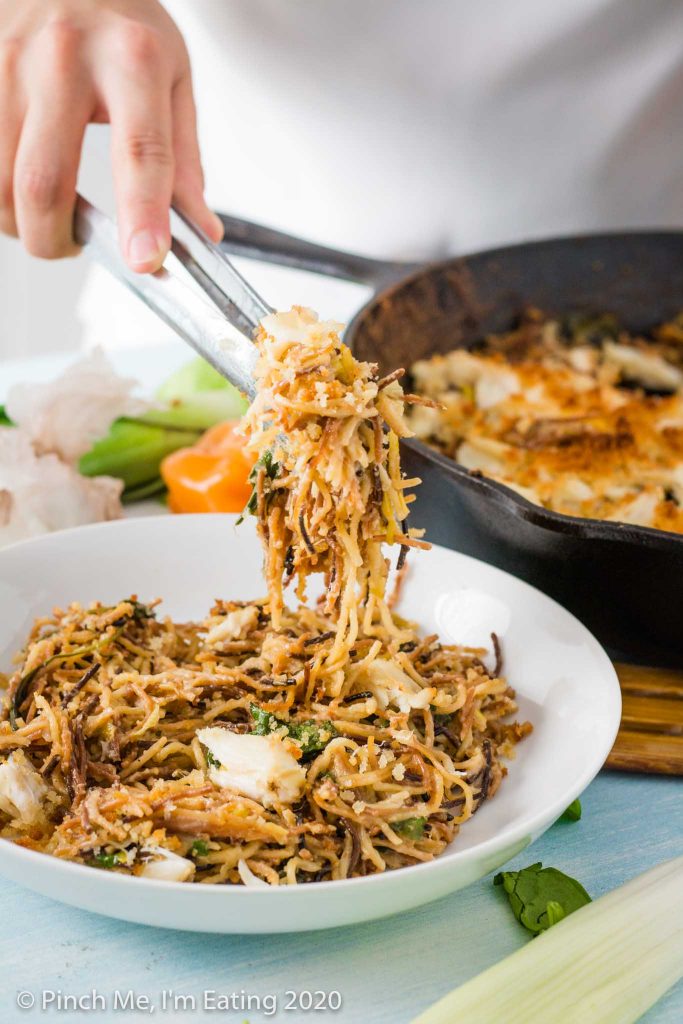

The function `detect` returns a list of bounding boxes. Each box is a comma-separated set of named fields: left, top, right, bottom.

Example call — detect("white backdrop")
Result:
left=0, top=126, right=112, bottom=363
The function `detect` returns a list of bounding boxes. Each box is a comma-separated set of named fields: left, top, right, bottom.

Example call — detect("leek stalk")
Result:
left=411, top=856, right=683, bottom=1024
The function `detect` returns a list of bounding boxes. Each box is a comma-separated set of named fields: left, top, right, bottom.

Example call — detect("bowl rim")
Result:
left=0, top=514, right=622, bottom=898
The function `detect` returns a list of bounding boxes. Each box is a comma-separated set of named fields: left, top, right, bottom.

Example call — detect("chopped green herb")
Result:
left=205, top=750, right=221, bottom=769
left=250, top=703, right=279, bottom=736
left=130, top=600, right=155, bottom=622
left=393, top=817, right=427, bottom=840
left=237, top=449, right=280, bottom=524
left=560, top=798, right=582, bottom=822
left=249, top=703, right=337, bottom=756
left=190, top=840, right=210, bottom=858
left=290, top=719, right=337, bottom=756
left=90, top=850, right=128, bottom=869
left=494, top=862, right=591, bottom=935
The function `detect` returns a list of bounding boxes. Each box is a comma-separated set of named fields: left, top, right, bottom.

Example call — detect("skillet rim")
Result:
left=347, top=228, right=683, bottom=552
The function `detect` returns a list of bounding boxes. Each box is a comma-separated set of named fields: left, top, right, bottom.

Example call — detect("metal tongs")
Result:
left=74, top=196, right=272, bottom=400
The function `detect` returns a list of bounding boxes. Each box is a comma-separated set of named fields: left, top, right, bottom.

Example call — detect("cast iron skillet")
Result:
left=218, top=216, right=683, bottom=667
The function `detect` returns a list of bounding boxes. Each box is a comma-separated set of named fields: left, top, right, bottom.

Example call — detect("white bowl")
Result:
left=0, top=514, right=620, bottom=933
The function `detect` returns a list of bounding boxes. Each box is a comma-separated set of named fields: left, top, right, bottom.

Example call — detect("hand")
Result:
left=0, top=0, right=223, bottom=271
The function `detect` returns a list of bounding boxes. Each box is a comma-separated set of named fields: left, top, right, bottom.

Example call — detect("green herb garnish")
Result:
left=250, top=703, right=280, bottom=736
left=249, top=703, right=337, bottom=756
left=393, top=817, right=427, bottom=840
left=205, top=750, right=221, bottom=769
left=237, top=449, right=280, bottom=524
left=560, top=798, right=582, bottom=822
left=494, top=862, right=591, bottom=934
left=190, top=840, right=210, bottom=858
left=91, top=850, right=128, bottom=870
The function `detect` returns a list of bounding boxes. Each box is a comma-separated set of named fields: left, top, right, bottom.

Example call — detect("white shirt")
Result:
left=79, top=0, right=683, bottom=347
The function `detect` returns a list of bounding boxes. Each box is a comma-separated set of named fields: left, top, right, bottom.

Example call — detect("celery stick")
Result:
left=411, top=856, right=683, bottom=1024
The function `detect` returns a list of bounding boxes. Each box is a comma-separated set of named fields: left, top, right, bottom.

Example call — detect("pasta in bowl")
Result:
left=0, top=310, right=620, bottom=930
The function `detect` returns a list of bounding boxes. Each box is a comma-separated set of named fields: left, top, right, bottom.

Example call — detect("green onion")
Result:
left=190, top=840, right=210, bottom=858
left=411, top=855, right=683, bottom=1024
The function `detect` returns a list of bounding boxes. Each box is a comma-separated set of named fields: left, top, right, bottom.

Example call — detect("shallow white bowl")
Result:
left=0, top=514, right=620, bottom=933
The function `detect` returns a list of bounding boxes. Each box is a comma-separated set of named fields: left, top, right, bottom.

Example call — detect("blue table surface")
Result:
left=0, top=771, right=680, bottom=1024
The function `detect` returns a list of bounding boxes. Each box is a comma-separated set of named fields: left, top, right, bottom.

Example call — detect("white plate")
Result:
left=0, top=514, right=620, bottom=933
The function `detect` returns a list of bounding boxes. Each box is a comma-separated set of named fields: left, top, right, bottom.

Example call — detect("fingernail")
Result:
left=127, top=228, right=165, bottom=269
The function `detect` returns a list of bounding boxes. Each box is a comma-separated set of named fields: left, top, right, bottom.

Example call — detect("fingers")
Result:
left=12, top=23, right=91, bottom=258
left=171, top=74, right=223, bottom=243
left=105, top=23, right=175, bottom=273
left=0, top=13, right=216, bottom=269
left=0, top=36, right=22, bottom=237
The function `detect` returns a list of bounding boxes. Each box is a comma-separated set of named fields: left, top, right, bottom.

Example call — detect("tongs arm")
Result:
left=74, top=196, right=271, bottom=400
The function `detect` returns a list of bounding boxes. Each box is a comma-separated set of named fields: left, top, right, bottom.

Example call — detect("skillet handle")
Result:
left=216, top=211, right=418, bottom=289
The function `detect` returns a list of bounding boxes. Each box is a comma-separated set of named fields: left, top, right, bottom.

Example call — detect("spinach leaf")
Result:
left=560, top=798, right=582, bottom=822
left=494, top=862, right=591, bottom=934
left=250, top=704, right=280, bottom=736
left=249, top=703, right=337, bottom=756
left=289, top=719, right=337, bottom=756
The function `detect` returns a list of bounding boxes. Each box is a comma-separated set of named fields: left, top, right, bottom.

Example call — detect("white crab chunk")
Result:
left=0, top=750, right=47, bottom=825
left=603, top=341, right=683, bottom=392
left=205, top=606, right=259, bottom=646
left=140, top=847, right=196, bottom=883
left=364, top=658, right=435, bottom=713
left=197, top=728, right=306, bottom=807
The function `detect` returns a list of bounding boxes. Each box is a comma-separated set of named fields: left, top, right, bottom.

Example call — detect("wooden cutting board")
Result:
left=606, top=664, right=683, bottom=775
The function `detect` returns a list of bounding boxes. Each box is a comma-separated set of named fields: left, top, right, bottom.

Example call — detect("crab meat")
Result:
left=198, top=728, right=306, bottom=807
